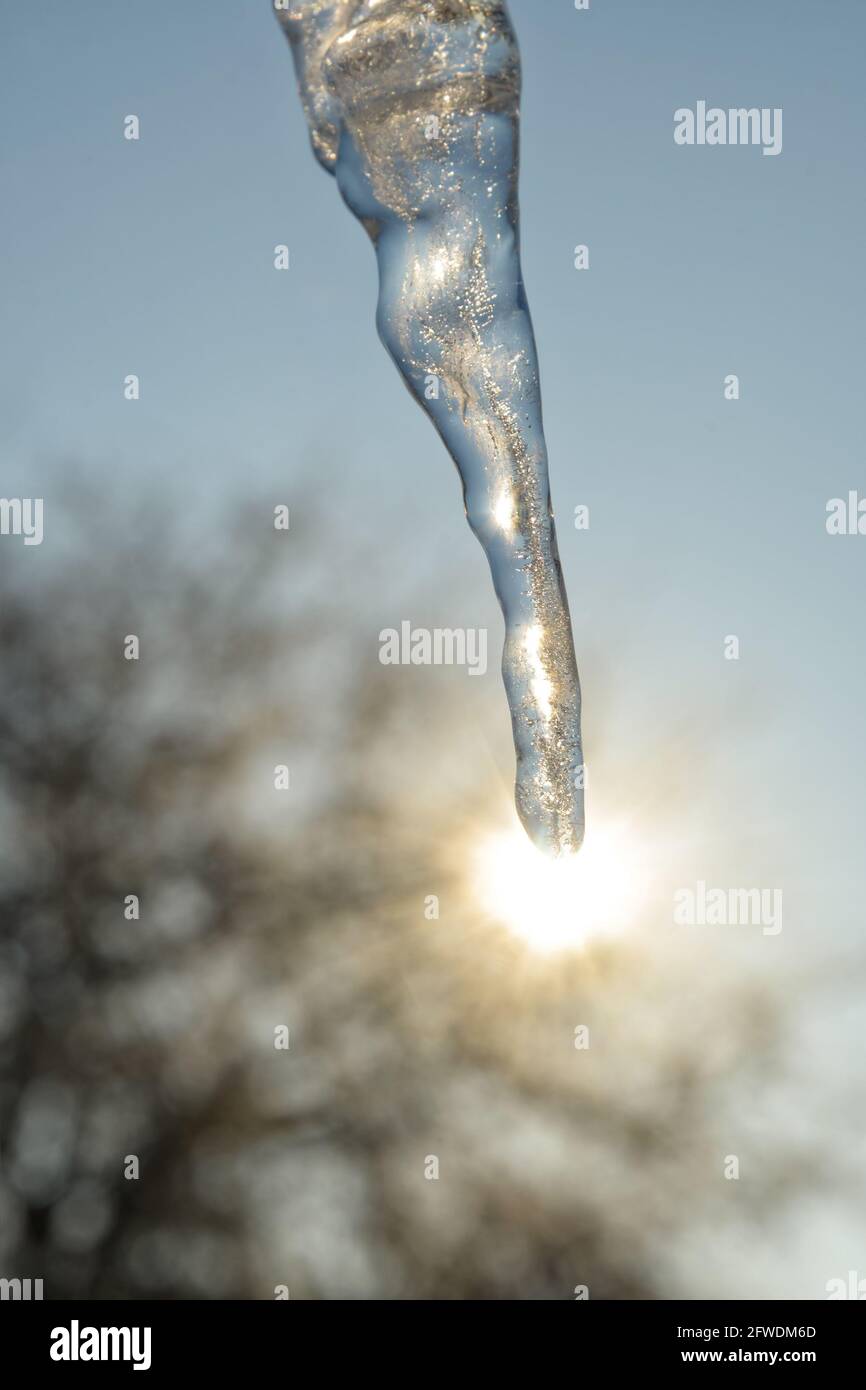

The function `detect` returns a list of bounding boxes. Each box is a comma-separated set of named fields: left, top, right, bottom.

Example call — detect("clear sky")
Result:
left=3, top=0, right=864, bottom=861
left=2, top=0, right=865, bottom=1296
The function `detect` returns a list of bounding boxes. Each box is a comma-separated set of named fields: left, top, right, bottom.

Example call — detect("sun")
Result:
left=473, top=818, right=647, bottom=953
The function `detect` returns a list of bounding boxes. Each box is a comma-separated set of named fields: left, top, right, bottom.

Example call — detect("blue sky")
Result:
left=2, top=0, right=865, bottom=908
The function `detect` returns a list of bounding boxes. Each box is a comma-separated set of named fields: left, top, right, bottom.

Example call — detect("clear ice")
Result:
left=275, top=0, right=585, bottom=855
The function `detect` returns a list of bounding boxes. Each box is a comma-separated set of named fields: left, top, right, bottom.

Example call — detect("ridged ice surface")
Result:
left=275, top=0, right=585, bottom=855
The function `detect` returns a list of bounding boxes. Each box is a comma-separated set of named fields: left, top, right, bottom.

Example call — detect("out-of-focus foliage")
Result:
left=0, top=497, right=794, bottom=1299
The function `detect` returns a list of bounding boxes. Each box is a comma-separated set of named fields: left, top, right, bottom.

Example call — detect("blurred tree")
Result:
left=0, top=494, right=788, bottom=1300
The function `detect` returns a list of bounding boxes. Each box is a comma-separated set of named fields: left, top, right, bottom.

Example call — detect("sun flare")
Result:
left=474, top=818, right=647, bottom=953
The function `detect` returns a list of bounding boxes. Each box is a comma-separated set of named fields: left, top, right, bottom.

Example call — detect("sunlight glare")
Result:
left=474, top=819, right=646, bottom=953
